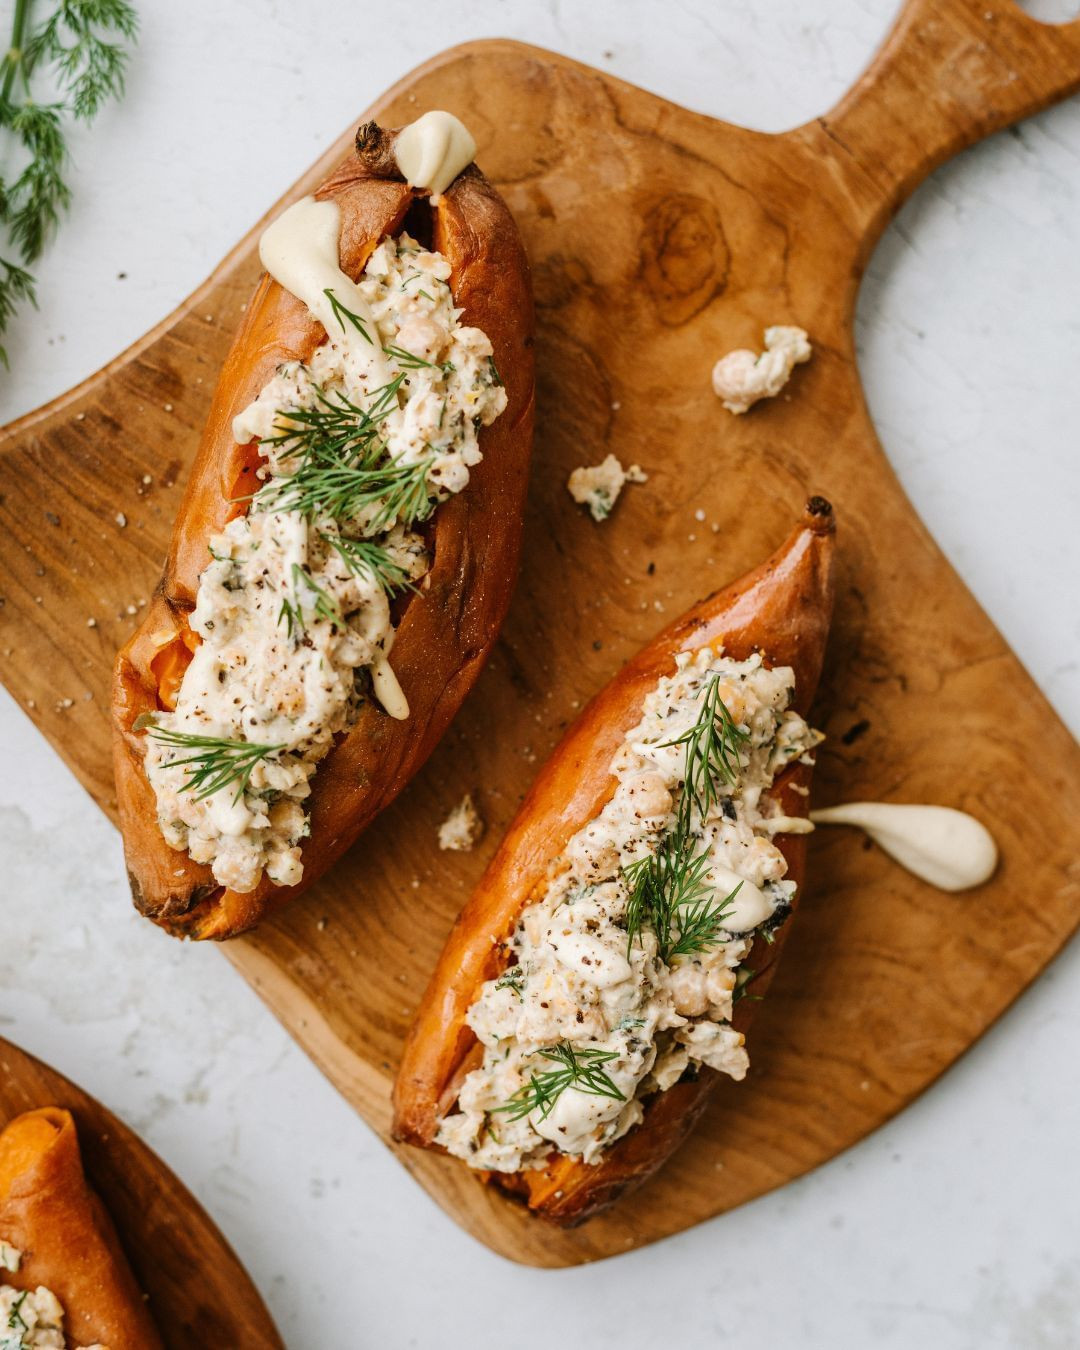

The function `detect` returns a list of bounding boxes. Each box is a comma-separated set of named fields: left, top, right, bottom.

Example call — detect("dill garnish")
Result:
left=278, top=562, right=343, bottom=637
left=259, top=450, right=436, bottom=530
left=260, top=378, right=403, bottom=469
left=623, top=827, right=741, bottom=962
left=495, top=1042, right=625, bottom=1121
left=660, top=672, right=749, bottom=831
left=324, top=534, right=414, bottom=595
left=145, top=726, right=285, bottom=804
left=623, top=676, right=749, bottom=960
left=323, top=287, right=372, bottom=343
left=0, top=0, right=138, bottom=366
left=381, top=342, right=452, bottom=373
left=494, top=966, right=525, bottom=998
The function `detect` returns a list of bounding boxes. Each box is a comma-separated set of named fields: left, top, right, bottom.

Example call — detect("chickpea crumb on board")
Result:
left=567, top=454, right=648, bottom=522
left=438, top=794, right=485, bottom=852
left=711, top=325, right=811, bottom=414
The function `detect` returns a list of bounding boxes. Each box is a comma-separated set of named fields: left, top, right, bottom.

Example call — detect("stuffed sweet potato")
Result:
left=394, top=499, right=836, bottom=1225
left=0, top=1107, right=163, bottom=1348
left=112, top=115, right=534, bottom=940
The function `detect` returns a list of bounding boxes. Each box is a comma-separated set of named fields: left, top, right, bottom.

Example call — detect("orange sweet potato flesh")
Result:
left=393, top=500, right=836, bottom=1225
left=0, top=1107, right=163, bottom=1347
left=112, top=123, right=535, bottom=940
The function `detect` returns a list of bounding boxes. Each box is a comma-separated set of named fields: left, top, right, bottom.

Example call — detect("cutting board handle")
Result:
left=820, top=0, right=1080, bottom=217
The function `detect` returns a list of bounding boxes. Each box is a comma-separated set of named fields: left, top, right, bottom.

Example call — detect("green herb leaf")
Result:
left=323, top=287, right=372, bottom=343
left=0, top=0, right=138, bottom=356
left=146, top=727, right=285, bottom=804
left=495, top=1042, right=625, bottom=1122
left=659, top=673, right=749, bottom=832
left=324, top=534, right=415, bottom=595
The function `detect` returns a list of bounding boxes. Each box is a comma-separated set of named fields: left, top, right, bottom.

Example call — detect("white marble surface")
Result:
left=2, top=2, right=1079, bottom=1346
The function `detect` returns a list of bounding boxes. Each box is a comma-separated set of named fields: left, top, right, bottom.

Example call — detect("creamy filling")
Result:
left=0, top=1248, right=108, bottom=1350
left=143, top=223, right=506, bottom=894
left=436, top=646, right=822, bottom=1172
left=566, top=454, right=647, bottom=522
left=711, top=325, right=811, bottom=414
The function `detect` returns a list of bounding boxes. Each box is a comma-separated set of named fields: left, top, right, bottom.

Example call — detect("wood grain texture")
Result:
left=0, top=1040, right=282, bottom=1347
left=2, top=0, right=1079, bottom=1266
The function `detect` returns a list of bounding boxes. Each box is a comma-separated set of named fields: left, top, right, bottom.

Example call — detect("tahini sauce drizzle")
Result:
left=811, top=802, right=998, bottom=891
left=393, top=110, right=476, bottom=200
left=255, top=194, right=394, bottom=390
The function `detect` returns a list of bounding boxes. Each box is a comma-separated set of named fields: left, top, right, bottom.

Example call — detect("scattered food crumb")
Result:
left=567, top=454, right=647, bottom=522
left=115, top=512, right=127, bottom=527
left=711, top=325, right=811, bottom=414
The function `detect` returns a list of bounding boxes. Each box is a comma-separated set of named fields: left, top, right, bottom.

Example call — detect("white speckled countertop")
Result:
left=2, top=2, right=1079, bottom=1346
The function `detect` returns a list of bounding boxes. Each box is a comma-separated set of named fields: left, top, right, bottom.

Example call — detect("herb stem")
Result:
left=2, top=0, right=32, bottom=106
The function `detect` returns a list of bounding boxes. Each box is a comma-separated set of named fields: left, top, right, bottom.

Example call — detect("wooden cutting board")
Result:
left=1, top=0, right=1079, bottom=1267
left=0, top=1038, right=282, bottom=1347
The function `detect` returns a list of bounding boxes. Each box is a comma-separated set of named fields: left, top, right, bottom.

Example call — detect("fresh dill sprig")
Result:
left=494, top=1043, right=625, bottom=1122
left=260, top=378, right=403, bottom=469
left=325, top=534, right=414, bottom=595
left=733, top=965, right=764, bottom=1005
left=0, top=0, right=138, bottom=366
left=259, top=451, right=437, bottom=531
left=494, top=965, right=525, bottom=998
left=323, top=286, right=372, bottom=343
left=278, top=562, right=343, bottom=637
left=622, top=674, right=750, bottom=961
left=144, top=726, right=285, bottom=804
left=381, top=341, right=453, bottom=373
left=623, top=826, right=740, bottom=962
left=660, top=673, right=750, bottom=830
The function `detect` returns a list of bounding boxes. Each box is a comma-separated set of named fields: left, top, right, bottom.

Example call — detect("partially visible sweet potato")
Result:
left=0, top=1107, right=163, bottom=1347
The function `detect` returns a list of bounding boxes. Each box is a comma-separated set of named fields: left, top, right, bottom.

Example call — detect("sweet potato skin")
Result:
left=393, top=500, right=836, bottom=1225
left=0, top=1107, right=163, bottom=1348
left=112, top=126, right=534, bottom=940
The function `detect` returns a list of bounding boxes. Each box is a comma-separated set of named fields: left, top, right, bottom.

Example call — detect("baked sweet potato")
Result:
left=112, top=120, right=534, bottom=940
left=393, top=499, right=836, bottom=1225
left=0, top=1107, right=163, bottom=1348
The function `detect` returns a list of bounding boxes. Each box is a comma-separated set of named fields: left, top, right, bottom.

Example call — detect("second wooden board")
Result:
left=0, top=1039, right=282, bottom=1347
left=1, top=0, right=1079, bottom=1265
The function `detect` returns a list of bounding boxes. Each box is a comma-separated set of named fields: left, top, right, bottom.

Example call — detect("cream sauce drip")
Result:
left=256, top=194, right=392, bottom=388
left=393, top=110, right=476, bottom=201
left=811, top=802, right=998, bottom=891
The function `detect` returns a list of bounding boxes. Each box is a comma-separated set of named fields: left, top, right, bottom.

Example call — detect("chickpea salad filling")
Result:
left=436, top=647, right=822, bottom=1171
left=141, top=224, right=506, bottom=894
